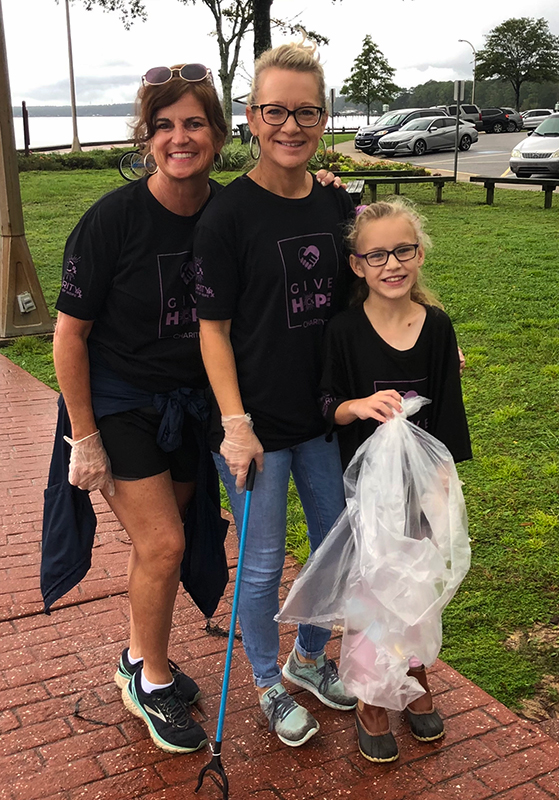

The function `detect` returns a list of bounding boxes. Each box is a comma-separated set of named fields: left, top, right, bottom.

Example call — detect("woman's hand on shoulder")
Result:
left=348, top=390, right=402, bottom=423
left=315, top=169, right=347, bottom=190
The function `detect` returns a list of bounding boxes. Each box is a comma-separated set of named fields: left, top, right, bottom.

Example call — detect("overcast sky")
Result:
left=3, top=0, right=559, bottom=107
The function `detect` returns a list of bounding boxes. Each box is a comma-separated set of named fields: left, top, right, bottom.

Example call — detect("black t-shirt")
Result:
left=55, top=177, right=221, bottom=393
left=194, top=174, right=355, bottom=451
left=321, top=304, right=472, bottom=470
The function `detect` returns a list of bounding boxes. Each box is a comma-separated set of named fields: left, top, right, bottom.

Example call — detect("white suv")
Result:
left=434, top=104, right=483, bottom=130
left=521, top=109, right=554, bottom=130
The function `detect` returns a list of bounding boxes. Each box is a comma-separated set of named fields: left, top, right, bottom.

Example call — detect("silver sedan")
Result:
left=510, top=113, right=559, bottom=177
left=378, top=116, right=478, bottom=157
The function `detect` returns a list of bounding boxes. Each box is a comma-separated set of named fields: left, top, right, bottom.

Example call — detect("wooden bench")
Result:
left=345, top=179, right=365, bottom=205
left=469, top=176, right=559, bottom=208
left=364, top=175, right=455, bottom=204
left=332, top=170, right=420, bottom=178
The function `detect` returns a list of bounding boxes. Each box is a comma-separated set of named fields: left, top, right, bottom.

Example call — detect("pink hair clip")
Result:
left=355, top=204, right=368, bottom=215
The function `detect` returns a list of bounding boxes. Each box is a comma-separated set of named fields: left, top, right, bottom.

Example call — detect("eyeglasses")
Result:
left=142, top=64, right=212, bottom=87
left=251, top=104, right=325, bottom=128
left=355, top=244, right=420, bottom=268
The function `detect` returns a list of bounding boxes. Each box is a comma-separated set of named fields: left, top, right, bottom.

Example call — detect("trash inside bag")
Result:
left=276, top=395, right=470, bottom=709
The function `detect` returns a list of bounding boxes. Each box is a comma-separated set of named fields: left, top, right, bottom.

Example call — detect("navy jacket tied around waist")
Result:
left=41, top=361, right=229, bottom=618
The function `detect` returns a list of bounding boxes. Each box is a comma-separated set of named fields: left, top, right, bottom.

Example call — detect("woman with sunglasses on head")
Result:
left=52, top=64, right=227, bottom=756
left=195, top=41, right=358, bottom=748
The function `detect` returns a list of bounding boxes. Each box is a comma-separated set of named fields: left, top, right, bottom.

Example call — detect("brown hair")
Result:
left=248, top=40, right=326, bottom=107
left=132, top=65, right=228, bottom=151
left=347, top=198, right=443, bottom=308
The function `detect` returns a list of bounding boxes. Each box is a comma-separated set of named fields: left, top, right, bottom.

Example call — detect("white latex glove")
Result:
left=221, top=414, right=264, bottom=492
left=63, top=430, right=115, bottom=496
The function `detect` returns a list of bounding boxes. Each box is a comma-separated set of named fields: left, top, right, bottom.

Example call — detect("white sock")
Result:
left=140, top=668, right=173, bottom=694
left=127, top=649, right=143, bottom=665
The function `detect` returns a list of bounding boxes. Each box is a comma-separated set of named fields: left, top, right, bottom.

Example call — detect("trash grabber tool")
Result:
left=195, top=459, right=257, bottom=799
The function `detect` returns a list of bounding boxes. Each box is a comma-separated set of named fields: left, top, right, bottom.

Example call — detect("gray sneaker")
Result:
left=282, top=649, right=357, bottom=711
left=259, top=683, right=319, bottom=747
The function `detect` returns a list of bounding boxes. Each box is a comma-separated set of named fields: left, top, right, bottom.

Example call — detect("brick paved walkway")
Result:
left=1, top=353, right=558, bottom=800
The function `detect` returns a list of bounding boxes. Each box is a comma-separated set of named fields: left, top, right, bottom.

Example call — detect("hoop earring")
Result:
left=249, top=135, right=261, bottom=160
left=315, top=137, right=327, bottom=164
left=213, top=152, right=224, bottom=173
left=144, top=152, right=158, bottom=175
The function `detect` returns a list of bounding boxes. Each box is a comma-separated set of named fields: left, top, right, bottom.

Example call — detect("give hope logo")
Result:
left=157, top=250, right=198, bottom=339
left=278, top=233, right=339, bottom=329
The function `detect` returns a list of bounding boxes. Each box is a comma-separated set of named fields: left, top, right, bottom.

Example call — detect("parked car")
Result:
left=521, top=109, right=555, bottom=130
left=354, top=108, right=448, bottom=154
left=500, top=107, right=523, bottom=132
left=434, top=104, right=483, bottom=130
left=480, top=108, right=511, bottom=133
left=378, top=116, right=478, bottom=157
left=509, top=112, right=559, bottom=177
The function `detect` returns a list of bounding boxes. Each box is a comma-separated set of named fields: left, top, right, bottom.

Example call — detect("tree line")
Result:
left=342, top=19, right=559, bottom=117
left=54, top=6, right=559, bottom=133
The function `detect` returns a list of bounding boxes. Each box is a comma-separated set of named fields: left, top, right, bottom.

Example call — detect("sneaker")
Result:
left=114, top=648, right=201, bottom=704
left=259, top=683, right=319, bottom=747
left=282, top=649, right=357, bottom=711
left=122, top=670, right=207, bottom=754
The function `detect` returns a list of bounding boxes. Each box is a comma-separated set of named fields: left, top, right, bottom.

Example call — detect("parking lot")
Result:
left=401, top=131, right=526, bottom=177
left=342, top=131, right=528, bottom=179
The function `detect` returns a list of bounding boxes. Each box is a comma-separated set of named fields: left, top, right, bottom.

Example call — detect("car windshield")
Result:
left=533, top=117, right=559, bottom=136
left=400, top=119, right=432, bottom=131
left=375, top=111, right=409, bottom=127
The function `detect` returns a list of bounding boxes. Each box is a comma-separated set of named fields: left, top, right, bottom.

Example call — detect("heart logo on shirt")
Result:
left=298, top=245, right=320, bottom=270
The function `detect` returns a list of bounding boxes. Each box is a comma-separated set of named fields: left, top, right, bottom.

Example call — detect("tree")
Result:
left=253, top=0, right=272, bottom=58
left=62, top=0, right=147, bottom=29
left=180, top=0, right=252, bottom=139
left=476, top=17, right=559, bottom=111
left=340, top=36, right=400, bottom=123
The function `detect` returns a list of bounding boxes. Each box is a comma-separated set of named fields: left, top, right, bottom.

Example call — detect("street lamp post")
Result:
left=64, top=0, right=81, bottom=152
left=458, top=39, right=476, bottom=105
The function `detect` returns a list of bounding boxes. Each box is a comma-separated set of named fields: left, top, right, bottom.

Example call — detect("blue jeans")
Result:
left=214, top=434, right=345, bottom=688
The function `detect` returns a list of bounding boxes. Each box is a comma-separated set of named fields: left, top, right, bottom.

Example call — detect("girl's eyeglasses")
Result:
left=355, top=244, right=420, bottom=268
left=251, top=104, right=325, bottom=128
left=142, top=64, right=212, bottom=87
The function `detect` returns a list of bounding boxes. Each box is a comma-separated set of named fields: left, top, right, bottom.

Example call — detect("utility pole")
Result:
left=65, top=0, right=81, bottom=152
left=0, top=0, right=53, bottom=340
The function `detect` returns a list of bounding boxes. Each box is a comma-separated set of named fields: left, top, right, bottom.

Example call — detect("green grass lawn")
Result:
left=4, top=170, right=559, bottom=713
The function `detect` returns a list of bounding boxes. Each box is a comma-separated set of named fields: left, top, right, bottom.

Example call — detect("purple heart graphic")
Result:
left=298, top=245, right=320, bottom=270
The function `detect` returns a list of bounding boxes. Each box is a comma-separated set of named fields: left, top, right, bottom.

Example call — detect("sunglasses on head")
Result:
left=142, top=64, right=212, bottom=87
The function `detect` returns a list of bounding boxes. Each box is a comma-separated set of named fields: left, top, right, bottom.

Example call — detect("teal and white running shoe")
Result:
left=282, top=648, right=357, bottom=711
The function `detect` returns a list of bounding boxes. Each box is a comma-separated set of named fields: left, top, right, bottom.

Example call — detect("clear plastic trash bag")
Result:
left=276, top=395, right=470, bottom=709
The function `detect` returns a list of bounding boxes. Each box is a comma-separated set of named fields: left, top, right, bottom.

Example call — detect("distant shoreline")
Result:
left=12, top=102, right=367, bottom=118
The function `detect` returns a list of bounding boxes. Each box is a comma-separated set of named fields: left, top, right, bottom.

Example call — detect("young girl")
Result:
left=317, top=199, right=472, bottom=762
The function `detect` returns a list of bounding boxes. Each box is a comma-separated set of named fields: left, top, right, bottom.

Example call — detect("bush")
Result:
left=18, top=148, right=132, bottom=173
left=309, top=149, right=428, bottom=175
left=216, top=141, right=250, bottom=172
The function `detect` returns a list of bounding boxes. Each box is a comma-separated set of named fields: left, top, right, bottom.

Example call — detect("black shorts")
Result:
left=98, top=406, right=199, bottom=482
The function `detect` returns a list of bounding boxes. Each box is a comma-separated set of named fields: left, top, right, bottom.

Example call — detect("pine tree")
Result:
left=340, top=36, right=400, bottom=123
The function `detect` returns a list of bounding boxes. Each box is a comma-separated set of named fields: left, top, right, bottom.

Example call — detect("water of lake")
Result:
left=14, top=114, right=369, bottom=151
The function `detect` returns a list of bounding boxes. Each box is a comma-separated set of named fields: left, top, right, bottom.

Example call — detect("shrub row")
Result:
left=18, top=143, right=427, bottom=176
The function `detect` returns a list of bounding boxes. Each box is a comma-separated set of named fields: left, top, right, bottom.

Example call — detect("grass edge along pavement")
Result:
left=3, top=168, right=559, bottom=721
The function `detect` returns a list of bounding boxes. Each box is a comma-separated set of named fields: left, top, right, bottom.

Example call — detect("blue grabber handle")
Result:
left=195, top=459, right=258, bottom=800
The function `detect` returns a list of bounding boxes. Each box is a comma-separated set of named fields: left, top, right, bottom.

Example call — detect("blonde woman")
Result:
left=195, top=42, right=357, bottom=747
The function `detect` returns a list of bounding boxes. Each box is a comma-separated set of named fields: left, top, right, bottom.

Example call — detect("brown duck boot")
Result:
left=355, top=701, right=399, bottom=763
left=406, top=665, right=444, bottom=742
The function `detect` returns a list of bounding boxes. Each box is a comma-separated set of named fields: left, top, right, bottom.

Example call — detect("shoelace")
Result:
left=317, top=658, right=340, bottom=696
left=266, top=692, right=298, bottom=732
left=151, top=685, right=193, bottom=729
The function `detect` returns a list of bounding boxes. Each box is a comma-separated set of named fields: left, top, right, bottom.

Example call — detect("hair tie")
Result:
left=355, top=205, right=368, bottom=216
